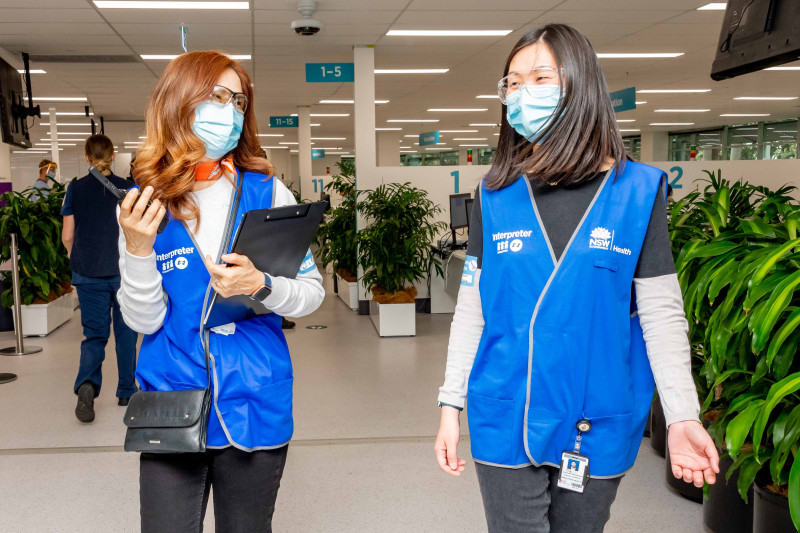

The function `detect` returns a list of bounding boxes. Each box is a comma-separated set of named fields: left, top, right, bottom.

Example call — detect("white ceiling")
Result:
left=1, top=0, right=798, bottom=157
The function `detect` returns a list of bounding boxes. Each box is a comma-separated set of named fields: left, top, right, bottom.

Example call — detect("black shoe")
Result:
left=281, top=318, right=296, bottom=329
left=75, top=382, right=95, bottom=423
left=118, top=397, right=130, bottom=407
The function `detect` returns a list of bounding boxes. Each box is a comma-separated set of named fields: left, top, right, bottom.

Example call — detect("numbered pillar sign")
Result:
left=669, top=166, right=684, bottom=189
left=312, top=178, right=324, bottom=194
left=451, top=170, right=460, bottom=193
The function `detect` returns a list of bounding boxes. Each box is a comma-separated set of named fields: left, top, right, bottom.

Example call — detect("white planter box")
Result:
left=336, top=275, right=358, bottom=311
left=12, top=292, right=75, bottom=337
left=369, top=300, right=416, bottom=337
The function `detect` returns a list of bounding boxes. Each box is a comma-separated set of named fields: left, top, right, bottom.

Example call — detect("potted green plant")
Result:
left=0, top=182, right=74, bottom=336
left=314, top=160, right=359, bottom=310
left=674, top=174, right=800, bottom=532
left=356, top=182, right=447, bottom=337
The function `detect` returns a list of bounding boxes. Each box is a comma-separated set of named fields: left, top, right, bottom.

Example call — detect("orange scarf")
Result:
left=195, top=157, right=235, bottom=181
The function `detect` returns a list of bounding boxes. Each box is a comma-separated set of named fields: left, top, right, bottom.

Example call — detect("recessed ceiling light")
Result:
left=637, top=89, right=711, bottom=93
left=697, top=3, right=727, bottom=10
left=476, top=95, right=500, bottom=99
left=14, top=150, right=49, bottom=154
left=617, top=119, right=636, bottom=123
left=734, top=96, right=798, bottom=100
left=425, top=147, right=453, bottom=151
left=279, top=142, right=299, bottom=145
left=597, top=53, right=684, bottom=58
left=649, top=123, right=695, bottom=126
left=311, top=137, right=346, bottom=140
left=141, top=54, right=250, bottom=60
left=94, top=1, right=249, bottom=9
left=41, top=112, right=93, bottom=116
left=655, top=109, right=711, bottom=112
left=765, top=66, right=800, bottom=71
left=386, top=30, right=512, bottom=37
left=459, top=144, right=489, bottom=147
left=33, top=97, right=87, bottom=101
left=261, top=146, right=289, bottom=149
left=375, top=69, right=449, bottom=74
left=387, top=119, right=439, bottom=123
left=258, top=134, right=284, bottom=137
left=39, top=123, right=91, bottom=126
left=318, top=99, right=389, bottom=104
left=375, top=128, right=402, bottom=131
left=428, top=108, right=488, bottom=112
left=311, top=124, right=321, bottom=127
left=52, top=131, right=94, bottom=135
left=403, top=135, right=419, bottom=138
left=290, top=150, right=298, bottom=153
left=720, top=113, right=770, bottom=116
left=620, top=129, right=641, bottom=132
left=400, top=146, right=411, bottom=149
left=313, top=147, right=342, bottom=150
left=452, top=138, right=488, bottom=141
left=469, top=123, right=500, bottom=127
left=35, top=143, right=76, bottom=146
left=310, top=114, right=349, bottom=117
left=635, top=101, right=647, bottom=105
left=439, top=129, right=478, bottom=133
left=18, top=69, right=46, bottom=74
left=400, top=151, right=417, bottom=153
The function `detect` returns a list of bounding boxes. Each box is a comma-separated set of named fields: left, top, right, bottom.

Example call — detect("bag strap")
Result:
left=199, top=170, right=244, bottom=386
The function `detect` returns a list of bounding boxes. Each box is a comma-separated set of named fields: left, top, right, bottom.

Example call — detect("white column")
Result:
left=48, top=106, right=61, bottom=182
left=297, top=106, right=312, bottom=200
left=354, top=44, right=377, bottom=308
left=376, top=131, right=399, bottom=166
left=640, top=131, right=669, bottom=162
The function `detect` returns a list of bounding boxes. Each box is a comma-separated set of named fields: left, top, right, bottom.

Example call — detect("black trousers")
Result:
left=140, top=445, right=288, bottom=533
left=475, top=462, right=622, bottom=533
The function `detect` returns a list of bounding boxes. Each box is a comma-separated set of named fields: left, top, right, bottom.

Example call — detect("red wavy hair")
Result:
left=133, top=51, right=272, bottom=225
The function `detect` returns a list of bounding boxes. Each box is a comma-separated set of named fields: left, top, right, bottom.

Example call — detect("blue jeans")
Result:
left=73, top=281, right=138, bottom=398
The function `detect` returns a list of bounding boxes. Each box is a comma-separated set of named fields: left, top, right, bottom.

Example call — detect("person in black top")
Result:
left=61, top=134, right=138, bottom=423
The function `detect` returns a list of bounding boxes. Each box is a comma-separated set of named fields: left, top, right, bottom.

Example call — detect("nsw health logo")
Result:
left=589, top=227, right=631, bottom=256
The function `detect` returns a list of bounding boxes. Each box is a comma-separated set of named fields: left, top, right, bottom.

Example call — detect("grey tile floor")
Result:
left=0, top=273, right=705, bottom=532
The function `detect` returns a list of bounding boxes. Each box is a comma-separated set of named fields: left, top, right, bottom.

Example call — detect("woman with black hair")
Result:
left=435, top=24, right=718, bottom=532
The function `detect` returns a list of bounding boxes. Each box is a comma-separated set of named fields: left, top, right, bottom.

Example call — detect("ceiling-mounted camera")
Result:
left=291, top=0, right=323, bottom=36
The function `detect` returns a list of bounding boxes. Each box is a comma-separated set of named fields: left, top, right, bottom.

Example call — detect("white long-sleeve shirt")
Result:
left=117, top=174, right=324, bottom=334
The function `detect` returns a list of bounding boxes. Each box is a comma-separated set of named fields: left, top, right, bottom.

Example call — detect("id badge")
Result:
left=558, top=451, right=590, bottom=493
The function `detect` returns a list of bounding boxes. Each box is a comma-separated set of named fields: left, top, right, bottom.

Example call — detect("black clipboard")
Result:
left=203, top=201, right=327, bottom=328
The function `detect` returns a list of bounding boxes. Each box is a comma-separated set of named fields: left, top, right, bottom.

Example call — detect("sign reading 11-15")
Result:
left=306, top=63, right=355, bottom=83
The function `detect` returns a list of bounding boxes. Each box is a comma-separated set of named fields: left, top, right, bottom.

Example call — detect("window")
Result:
left=400, top=151, right=459, bottom=166
left=478, top=148, right=496, bottom=165
left=762, top=119, right=798, bottom=160
left=622, top=136, right=641, bottom=162
left=726, top=125, right=759, bottom=160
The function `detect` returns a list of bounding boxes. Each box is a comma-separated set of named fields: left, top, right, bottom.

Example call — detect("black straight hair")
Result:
left=484, top=24, right=627, bottom=190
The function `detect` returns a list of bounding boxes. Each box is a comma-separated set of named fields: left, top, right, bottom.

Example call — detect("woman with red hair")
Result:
left=117, top=51, right=324, bottom=532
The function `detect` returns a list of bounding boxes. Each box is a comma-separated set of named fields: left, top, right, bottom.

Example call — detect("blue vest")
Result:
left=469, top=161, right=664, bottom=477
left=135, top=171, right=294, bottom=451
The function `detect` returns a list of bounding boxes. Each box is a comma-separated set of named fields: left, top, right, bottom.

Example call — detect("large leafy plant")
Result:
left=0, top=182, right=72, bottom=307
left=314, top=160, right=358, bottom=281
left=356, top=182, right=447, bottom=297
left=671, top=171, right=800, bottom=527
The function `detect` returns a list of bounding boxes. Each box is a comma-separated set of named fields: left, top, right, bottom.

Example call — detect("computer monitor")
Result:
left=449, top=193, right=471, bottom=230
left=464, top=198, right=474, bottom=229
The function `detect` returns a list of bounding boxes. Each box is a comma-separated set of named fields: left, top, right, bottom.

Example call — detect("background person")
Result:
left=61, top=134, right=138, bottom=423
left=32, top=159, right=57, bottom=200
left=117, top=51, right=324, bottom=532
left=435, top=24, right=718, bottom=533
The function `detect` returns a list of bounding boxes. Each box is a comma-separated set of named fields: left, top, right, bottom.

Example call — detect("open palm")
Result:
left=668, top=420, right=720, bottom=487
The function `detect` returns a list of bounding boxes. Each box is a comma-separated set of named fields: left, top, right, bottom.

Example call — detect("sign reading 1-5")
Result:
left=305, top=63, right=355, bottom=83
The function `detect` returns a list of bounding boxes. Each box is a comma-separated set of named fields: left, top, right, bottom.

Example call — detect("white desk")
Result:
left=429, top=249, right=466, bottom=314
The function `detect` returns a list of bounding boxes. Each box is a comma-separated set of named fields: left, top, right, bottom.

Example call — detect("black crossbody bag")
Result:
left=122, top=176, right=242, bottom=453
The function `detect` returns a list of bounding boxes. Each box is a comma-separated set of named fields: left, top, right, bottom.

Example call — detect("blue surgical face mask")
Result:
left=45, top=169, right=56, bottom=179
left=505, top=84, right=563, bottom=144
left=192, top=101, right=244, bottom=160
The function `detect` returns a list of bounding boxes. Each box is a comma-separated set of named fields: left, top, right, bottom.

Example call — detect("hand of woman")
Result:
left=119, top=186, right=166, bottom=257
left=204, top=253, right=265, bottom=298
left=435, top=406, right=467, bottom=477
left=668, top=420, right=720, bottom=487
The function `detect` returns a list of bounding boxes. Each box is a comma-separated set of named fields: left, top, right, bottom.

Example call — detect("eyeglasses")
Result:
left=497, top=66, right=563, bottom=104
left=208, top=85, right=248, bottom=114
